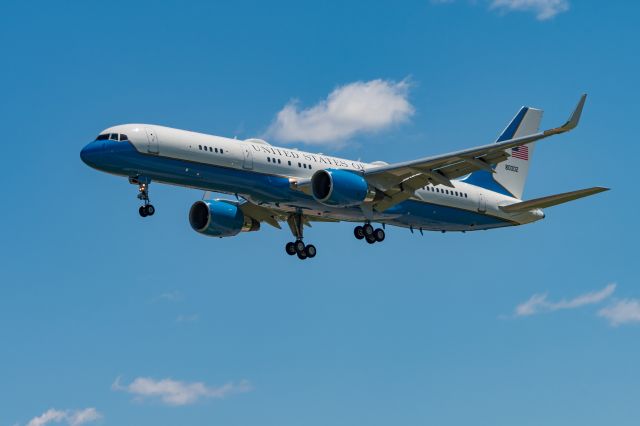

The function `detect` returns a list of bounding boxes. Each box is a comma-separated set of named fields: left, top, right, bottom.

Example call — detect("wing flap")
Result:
left=237, top=201, right=282, bottom=229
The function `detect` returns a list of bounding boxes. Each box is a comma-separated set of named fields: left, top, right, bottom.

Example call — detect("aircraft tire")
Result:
left=285, top=242, right=297, bottom=255
left=363, top=223, right=374, bottom=237
left=305, top=244, right=317, bottom=258
left=354, top=226, right=365, bottom=239
left=365, top=234, right=376, bottom=244
left=374, top=228, right=385, bottom=242
left=139, top=206, right=148, bottom=217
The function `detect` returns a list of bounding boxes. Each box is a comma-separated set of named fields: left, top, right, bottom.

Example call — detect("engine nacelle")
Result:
left=189, top=200, right=260, bottom=237
left=311, top=168, right=375, bottom=207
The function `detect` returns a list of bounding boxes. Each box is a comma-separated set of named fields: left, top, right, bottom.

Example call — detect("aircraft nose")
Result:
left=80, top=140, right=103, bottom=167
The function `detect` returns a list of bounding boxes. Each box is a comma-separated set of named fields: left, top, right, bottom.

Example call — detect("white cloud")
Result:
left=598, top=299, right=640, bottom=327
left=112, top=376, right=252, bottom=406
left=490, top=0, right=569, bottom=20
left=26, top=408, right=101, bottom=426
left=156, top=291, right=183, bottom=302
left=176, top=313, right=199, bottom=323
left=26, top=409, right=66, bottom=426
left=432, top=0, right=569, bottom=20
left=515, top=283, right=616, bottom=317
left=265, top=79, right=414, bottom=147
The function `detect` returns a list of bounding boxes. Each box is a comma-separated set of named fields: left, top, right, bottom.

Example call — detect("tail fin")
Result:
left=464, top=106, right=543, bottom=199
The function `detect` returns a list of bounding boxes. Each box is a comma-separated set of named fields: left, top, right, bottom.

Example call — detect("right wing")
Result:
left=364, top=95, right=587, bottom=211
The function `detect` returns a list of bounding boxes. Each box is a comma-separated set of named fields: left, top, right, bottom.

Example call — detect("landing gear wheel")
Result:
left=285, top=242, right=297, bottom=256
left=363, top=223, right=374, bottom=237
left=145, top=204, right=155, bottom=216
left=139, top=206, right=148, bottom=217
left=294, top=240, right=306, bottom=254
left=365, top=234, right=376, bottom=244
left=297, top=250, right=308, bottom=260
left=305, top=244, right=317, bottom=258
left=374, top=228, right=385, bottom=242
left=354, top=226, right=365, bottom=240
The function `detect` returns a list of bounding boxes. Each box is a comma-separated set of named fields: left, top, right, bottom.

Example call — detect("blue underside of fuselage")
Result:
left=82, top=140, right=513, bottom=232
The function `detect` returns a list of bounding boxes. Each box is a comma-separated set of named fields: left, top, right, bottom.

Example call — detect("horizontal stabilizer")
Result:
left=500, top=186, right=609, bottom=213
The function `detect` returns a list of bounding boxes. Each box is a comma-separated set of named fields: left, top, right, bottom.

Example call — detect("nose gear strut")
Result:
left=130, top=177, right=156, bottom=217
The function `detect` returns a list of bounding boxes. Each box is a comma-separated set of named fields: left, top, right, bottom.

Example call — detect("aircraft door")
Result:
left=242, top=146, right=253, bottom=169
left=478, top=193, right=487, bottom=213
left=145, top=128, right=159, bottom=154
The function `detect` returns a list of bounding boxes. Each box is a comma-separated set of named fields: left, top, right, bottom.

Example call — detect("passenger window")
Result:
left=303, top=164, right=307, bottom=168
left=308, top=164, right=312, bottom=169
left=267, top=157, right=271, bottom=162
left=298, top=162, right=301, bottom=167
left=220, top=149, right=223, bottom=154
left=215, top=148, right=218, bottom=153
left=96, top=134, right=108, bottom=141
left=278, top=159, right=281, bottom=164
left=120, top=134, right=128, bottom=141
left=288, top=161, right=291, bottom=166
left=199, top=145, right=202, bottom=150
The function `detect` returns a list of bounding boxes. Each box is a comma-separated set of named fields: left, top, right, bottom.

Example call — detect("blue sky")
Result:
left=1, top=0, right=638, bottom=425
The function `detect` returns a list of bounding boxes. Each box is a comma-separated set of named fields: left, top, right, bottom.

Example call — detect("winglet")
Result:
left=544, top=93, right=587, bottom=135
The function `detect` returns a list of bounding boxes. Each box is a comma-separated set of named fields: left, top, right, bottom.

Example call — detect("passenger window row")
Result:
left=198, top=145, right=224, bottom=154
left=425, top=186, right=468, bottom=198
left=267, top=157, right=312, bottom=169
left=96, top=133, right=128, bottom=141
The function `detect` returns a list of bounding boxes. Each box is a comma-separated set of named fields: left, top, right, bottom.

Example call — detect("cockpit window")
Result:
left=109, top=133, right=119, bottom=141
left=96, top=134, right=109, bottom=140
left=119, top=134, right=128, bottom=141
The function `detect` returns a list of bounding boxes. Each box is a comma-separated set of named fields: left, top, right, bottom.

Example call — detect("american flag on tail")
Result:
left=511, top=145, right=529, bottom=160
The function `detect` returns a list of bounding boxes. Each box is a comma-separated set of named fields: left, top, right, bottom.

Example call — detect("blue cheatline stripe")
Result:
left=496, top=106, right=528, bottom=142
left=92, top=139, right=513, bottom=231
left=461, top=170, right=514, bottom=197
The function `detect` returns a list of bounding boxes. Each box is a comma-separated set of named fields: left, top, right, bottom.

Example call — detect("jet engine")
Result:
left=311, top=168, right=376, bottom=207
left=189, top=200, right=260, bottom=237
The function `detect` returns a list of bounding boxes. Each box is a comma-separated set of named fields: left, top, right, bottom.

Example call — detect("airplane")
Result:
left=80, top=94, right=608, bottom=260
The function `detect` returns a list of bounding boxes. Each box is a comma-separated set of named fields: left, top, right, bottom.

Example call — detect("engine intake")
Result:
left=189, top=200, right=259, bottom=237
left=311, top=168, right=375, bottom=207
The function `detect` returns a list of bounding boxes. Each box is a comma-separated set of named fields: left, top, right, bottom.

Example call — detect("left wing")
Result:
left=365, top=95, right=586, bottom=211
left=203, top=193, right=339, bottom=229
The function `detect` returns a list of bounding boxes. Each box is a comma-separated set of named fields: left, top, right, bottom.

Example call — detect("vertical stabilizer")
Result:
left=493, top=107, right=542, bottom=199
left=464, top=106, right=542, bottom=199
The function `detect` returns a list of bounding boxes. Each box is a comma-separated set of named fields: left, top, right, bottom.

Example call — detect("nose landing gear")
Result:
left=132, top=179, right=155, bottom=217
left=354, top=223, right=385, bottom=244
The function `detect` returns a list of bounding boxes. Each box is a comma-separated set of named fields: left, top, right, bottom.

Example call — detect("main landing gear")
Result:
left=134, top=180, right=155, bottom=218
left=354, top=223, right=385, bottom=244
left=285, top=212, right=317, bottom=260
